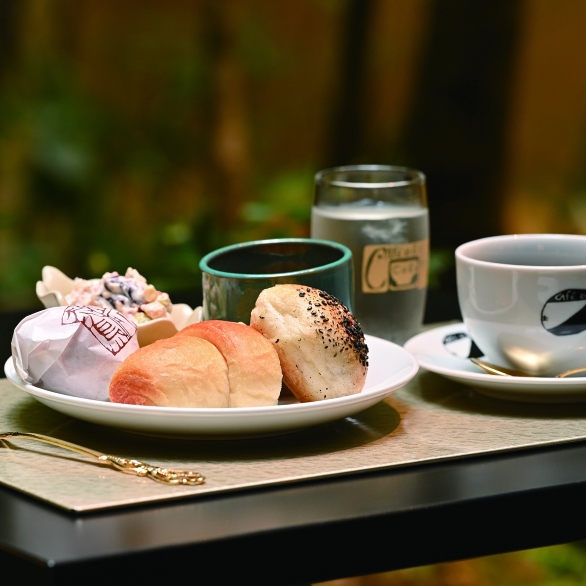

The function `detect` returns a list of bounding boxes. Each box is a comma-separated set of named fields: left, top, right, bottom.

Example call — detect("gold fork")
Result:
left=0, top=431, right=205, bottom=486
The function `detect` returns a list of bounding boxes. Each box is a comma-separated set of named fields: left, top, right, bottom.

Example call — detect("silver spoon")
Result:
left=470, top=357, right=586, bottom=379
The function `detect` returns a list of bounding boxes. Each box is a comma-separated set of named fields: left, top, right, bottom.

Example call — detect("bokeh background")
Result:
left=3, top=0, right=586, bottom=314
left=3, top=0, right=586, bottom=583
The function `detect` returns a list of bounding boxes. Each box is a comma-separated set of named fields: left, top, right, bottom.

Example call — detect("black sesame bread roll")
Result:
left=250, top=284, right=368, bottom=402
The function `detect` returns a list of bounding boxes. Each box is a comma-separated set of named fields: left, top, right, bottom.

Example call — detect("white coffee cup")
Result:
left=455, top=234, right=586, bottom=377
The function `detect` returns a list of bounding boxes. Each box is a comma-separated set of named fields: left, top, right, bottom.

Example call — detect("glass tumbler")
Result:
left=311, top=164, right=429, bottom=345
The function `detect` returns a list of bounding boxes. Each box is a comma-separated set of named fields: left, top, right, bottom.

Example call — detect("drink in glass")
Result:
left=311, top=165, right=429, bottom=345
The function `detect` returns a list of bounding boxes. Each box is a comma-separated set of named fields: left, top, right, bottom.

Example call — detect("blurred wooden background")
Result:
left=1, top=0, right=586, bottom=314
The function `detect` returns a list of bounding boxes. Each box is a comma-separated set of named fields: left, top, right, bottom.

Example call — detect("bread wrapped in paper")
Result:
left=11, top=305, right=140, bottom=401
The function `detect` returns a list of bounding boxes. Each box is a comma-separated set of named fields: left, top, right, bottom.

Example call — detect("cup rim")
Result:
left=199, top=238, right=353, bottom=279
left=314, top=164, right=425, bottom=189
left=455, top=233, right=586, bottom=269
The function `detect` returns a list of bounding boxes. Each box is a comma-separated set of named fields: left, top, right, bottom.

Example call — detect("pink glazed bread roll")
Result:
left=109, top=334, right=231, bottom=407
left=250, top=284, right=369, bottom=402
left=109, top=320, right=283, bottom=408
left=177, top=320, right=283, bottom=407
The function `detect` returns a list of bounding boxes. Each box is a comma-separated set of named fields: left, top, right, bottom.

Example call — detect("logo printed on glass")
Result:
left=361, top=240, right=428, bottom=293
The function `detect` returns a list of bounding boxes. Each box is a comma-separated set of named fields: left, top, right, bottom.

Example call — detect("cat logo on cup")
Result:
left=442, top=332, right=484, bottom=359
left=541, top=289, right=586, bottom=336
left=362, top=241, right=428, bottom=293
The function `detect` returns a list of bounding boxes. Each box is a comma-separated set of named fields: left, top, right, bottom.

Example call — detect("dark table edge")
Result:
left=2, top=439, right=586, bottom=585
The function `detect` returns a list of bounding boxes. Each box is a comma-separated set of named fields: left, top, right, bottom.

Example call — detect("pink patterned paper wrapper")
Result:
left=11, top=306, right=140, bottom=401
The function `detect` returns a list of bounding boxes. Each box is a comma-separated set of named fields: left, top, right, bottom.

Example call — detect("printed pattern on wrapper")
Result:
left=62, top=306, right=137, bottom=355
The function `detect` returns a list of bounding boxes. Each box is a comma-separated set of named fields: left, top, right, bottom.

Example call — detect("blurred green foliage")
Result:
left=318, top=541, right=586, bottom=586
left=0, top=1, right=455, bottom=312
left=0, top=3, right=321, bottom=310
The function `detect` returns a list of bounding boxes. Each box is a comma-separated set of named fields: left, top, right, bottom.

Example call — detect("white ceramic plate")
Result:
left=4, top=335, right=418, bottom=439
left=404, top=323, right=586, bottom=403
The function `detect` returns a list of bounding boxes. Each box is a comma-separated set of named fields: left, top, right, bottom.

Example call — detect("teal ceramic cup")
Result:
left=200, top=238, right=354, bottom=324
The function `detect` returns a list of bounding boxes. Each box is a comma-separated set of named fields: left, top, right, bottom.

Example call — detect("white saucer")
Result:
left=4, top=335, right=418, bottom=439
left=404, top=323, right=586, bottom=403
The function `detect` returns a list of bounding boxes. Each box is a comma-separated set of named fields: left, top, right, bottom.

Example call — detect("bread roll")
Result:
left=250, top=285, right=368, bottom=402
left=177, top=320, right=282, bottom=407
left=109, top=335, right=230, bottom=407
left=12, top=306, right=140, bottom=401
